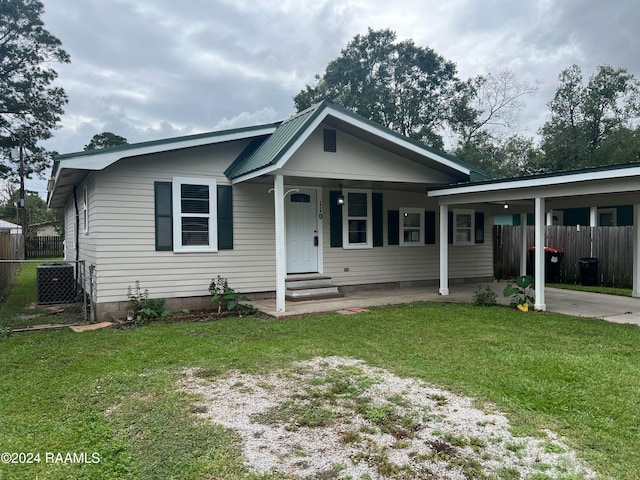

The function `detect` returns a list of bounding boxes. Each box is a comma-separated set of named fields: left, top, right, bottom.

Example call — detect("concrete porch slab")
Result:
left=252, top=282, right=640, bottom=327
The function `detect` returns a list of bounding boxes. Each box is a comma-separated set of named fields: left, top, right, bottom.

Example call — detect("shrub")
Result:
left=126, top=281, right=171, bottom=324
left=209, top=276, right=253, bottom=314
left=472, top=285, right=497, bottom=306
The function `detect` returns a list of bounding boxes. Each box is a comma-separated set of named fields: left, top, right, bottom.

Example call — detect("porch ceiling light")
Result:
left=337, top=184, right=344, bottom=205
left=503, top=203, right=509, bottom=209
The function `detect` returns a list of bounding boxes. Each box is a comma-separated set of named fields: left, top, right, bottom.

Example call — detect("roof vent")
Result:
left=323, top=129, right=337, bottom=153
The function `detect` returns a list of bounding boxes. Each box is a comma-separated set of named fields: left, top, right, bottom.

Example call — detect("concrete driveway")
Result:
left=253, top=282, right=640, bottom=326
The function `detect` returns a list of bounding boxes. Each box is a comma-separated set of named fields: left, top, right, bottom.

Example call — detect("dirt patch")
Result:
left=181, top=357, right=596, bottom=479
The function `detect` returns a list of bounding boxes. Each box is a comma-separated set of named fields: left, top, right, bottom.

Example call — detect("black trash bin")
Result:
left=579, top=257, right=599, bottom=286
left=528, top=247, right=564, bottom=283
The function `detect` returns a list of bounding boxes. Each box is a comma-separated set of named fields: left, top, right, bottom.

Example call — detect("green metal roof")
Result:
left=225, top=102, right=325, bottom=179
left=225, top=100, right=492, bottom=181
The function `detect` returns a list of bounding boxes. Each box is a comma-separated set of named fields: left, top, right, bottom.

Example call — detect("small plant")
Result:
left=503, top=275, right=535, bottom=309
left=209, top=275, right=253, bottom=314
left=0, top=325, right=12, bottom=338
left=472, top=285, right=498, bottom=306
left=126, top=281, right=171, bottom=324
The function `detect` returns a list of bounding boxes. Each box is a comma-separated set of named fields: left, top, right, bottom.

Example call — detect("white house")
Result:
left=47, top=101, right=500, bottom=321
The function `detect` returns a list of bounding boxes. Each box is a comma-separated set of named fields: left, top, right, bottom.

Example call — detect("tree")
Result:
left=84, top=131, right=128, bottom=150
left=538, top=64, right=640, bottom=172
left=294, top=28, right=463, bottom=149
left=451, top=69, right=540, bottom=149
left=0, top=191, right=62, bottom=236
left=0, top=0, right=70, bottom=181
left=450, top=69, right=541, bottom=176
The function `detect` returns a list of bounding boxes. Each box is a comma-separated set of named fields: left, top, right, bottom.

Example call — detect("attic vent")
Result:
left=323, top=129, right=337, bottom=153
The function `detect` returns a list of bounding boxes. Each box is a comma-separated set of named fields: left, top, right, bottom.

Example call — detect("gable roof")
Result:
left=48, top=123, right=278, bottom=208
left=226, top=101, right=492, bottom=183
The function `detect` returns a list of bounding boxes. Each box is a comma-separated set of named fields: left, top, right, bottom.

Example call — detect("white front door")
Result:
left=286, top=188, right=318, bottom=273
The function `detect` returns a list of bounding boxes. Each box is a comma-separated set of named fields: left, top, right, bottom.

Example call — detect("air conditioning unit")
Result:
left=37, top=262, right=76, bottom=304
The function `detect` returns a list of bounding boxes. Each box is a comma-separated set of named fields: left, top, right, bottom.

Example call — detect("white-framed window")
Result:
left=598, top=208, right=617, bottom=226
left=172, top=176, right=218, bottom=253
left=399, top=207, right=424, bottom=246
left=82, top=186, right=89, bottom=234
left=342, top=188, right=372, bottom=249
left=453, top=209, right=475, bottom=245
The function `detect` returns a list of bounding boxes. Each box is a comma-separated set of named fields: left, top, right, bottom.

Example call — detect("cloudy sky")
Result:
left=31, top=0, right=639, bottom=195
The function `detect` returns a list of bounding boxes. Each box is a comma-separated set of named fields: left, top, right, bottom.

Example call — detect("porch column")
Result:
left=534, top=197, right=546, bottom=311
left=439, top=204, right=449, bottom=295
left=520, top=213, right=528, bottom=276
left=274, top=175, right=286, bottom=312
left=633, top=204, right=640, bottom=298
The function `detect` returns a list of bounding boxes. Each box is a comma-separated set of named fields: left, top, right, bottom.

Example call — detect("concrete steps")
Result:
left=285, top=275, right=344, bottom=302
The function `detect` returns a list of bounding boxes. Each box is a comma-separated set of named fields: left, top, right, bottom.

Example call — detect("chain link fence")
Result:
left=0, top=259, right=92, bottom=322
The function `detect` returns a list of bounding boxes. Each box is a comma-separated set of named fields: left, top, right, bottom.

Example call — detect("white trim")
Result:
left=232, top=105, right=471, bottom=184
left=171, top=176, right=218, bottom=253
left=534, top=197, right=546, bottom=311
left=452, top=208, right=475, bottom=245
left=399, top=207, right=424, bottom=246
left=274, top=175, right=286, bottom=312
left=429, top=166, right=640, bottom=198
left=342, top=188, right=373, bottom=249
left=439, top=204, right=449, bottom=295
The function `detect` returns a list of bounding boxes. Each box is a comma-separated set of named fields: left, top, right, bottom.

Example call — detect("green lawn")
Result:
left=1, top=270, right=639, bottom=478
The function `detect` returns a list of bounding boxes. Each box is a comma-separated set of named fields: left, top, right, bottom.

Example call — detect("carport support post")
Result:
left=633, top=204, right=640, bottom=298
left=534, top=197, right=546, bottom=311
left=274, top=174, right=286, bottom=312
left=520, top=213, right=528, bottom=276
left=439, top=204, right=449, bottom=295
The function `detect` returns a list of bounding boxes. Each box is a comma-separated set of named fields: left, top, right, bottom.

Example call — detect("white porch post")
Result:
left=534, top=197, right=546, bottom=311
left=633, top=204, right=640, bottom=298
left=439, top=204, right=449, bottom=295
left=274, top=175, right=286, bottom=312
left=520, top=213, right=528, bottom=276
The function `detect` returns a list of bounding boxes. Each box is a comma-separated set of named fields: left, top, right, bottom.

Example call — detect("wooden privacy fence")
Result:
left=25, top=236, right=63, bottom=259
left=0, top=231, right=24, bottom=291
left=494, top=225, right=633, bottom=288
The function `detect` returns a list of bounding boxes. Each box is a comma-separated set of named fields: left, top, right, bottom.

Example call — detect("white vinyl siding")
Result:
left=323, top=189, right=493, bottom=286
left=86, top=141, right=277, bottom=304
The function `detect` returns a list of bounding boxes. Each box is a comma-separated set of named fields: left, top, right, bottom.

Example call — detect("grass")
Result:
left=547, top=282, right=632, bottom=297
left=0, top=261, right=84, bottom=329
left=1, top=272, right=639, bottom=478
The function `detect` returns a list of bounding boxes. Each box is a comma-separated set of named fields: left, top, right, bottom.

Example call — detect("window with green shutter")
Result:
left=154, top=179, right=233, bottom=252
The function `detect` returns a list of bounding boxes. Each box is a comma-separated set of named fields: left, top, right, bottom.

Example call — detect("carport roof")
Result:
left=428, top=162, right=640, bottom=206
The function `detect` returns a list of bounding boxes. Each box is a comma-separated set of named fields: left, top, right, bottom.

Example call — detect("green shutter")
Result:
left=329, top=191, right=343, bottom=247
left=217, top=185, right=233, bottom=250
left=448, top=211, right=453, bottom=244
left=425, top=211, right=436, bottom=244
left=372, top=192, right=383, bottom=247
left=154, top=181, right=173, bottom=251
left=388, top=210, right=399, bottom=245
left=475, top=211, right=485, bottom=244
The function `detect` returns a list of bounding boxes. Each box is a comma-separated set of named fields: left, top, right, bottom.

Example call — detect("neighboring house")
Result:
left=0, top=219, right=22, bottom=235
left=47, top=101, right=498, bottom=321
left=30, top=221, right=59, bottom=237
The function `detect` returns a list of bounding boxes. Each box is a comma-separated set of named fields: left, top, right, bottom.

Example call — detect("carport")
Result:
left=428, top=162, right=640, bottom=310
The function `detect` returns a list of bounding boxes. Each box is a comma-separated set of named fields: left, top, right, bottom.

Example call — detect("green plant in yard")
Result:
left=472, top=285, right=498, bottom=306
left=0, top=325, right=11, bottom=338
left=503, top=275, right=535, bottom=309
left=126, top=281, right=170, bottom=324
left=209, top=275, right=253, bottom=314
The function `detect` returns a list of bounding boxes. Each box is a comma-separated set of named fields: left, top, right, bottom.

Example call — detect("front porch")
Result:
left=252, top=282, right=640, bottom=326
